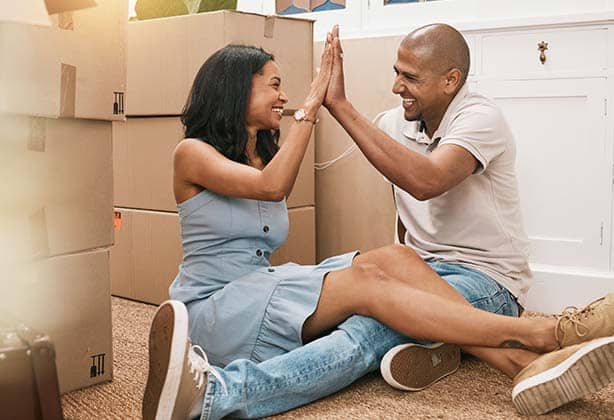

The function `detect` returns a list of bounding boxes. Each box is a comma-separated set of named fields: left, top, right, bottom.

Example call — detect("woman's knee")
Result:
left=352, top=262, right=387, bottom=281
left=357, top=244, right=418, bottom=267
left=348, top=263, right=391, bottom=313
left=389, top=243, right=421, bottom=260
left=377, top=244, right=421, bottom=265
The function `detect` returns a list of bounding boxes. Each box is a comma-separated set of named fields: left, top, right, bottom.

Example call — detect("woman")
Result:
left=143, top=33, right=614, bottom=420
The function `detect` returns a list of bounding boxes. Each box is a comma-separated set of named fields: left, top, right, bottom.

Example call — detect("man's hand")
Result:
left=324, top=25, right=347, bottom=111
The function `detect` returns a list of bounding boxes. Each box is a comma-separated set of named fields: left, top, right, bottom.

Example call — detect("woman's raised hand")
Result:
left=303, top=30, right=334, bottom=115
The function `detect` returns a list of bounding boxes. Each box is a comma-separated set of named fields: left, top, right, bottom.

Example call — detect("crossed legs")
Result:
left=303, top=244, right=553, bottom=376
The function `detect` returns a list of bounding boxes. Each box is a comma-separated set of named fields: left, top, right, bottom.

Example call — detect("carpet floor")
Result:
left=61, top=297, right=614, bottom=419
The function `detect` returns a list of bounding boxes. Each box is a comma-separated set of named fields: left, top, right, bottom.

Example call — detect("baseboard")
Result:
left=523, top=264, right=614, bottom=313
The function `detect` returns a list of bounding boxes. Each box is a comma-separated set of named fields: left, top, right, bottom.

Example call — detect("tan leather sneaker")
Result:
left=143, top=300, right=226, bottom=420
left=512, top=335, right=614, bottom=416
left=555, top=293, right=614, bottom=348
left=380, top=342, right=461, bottom=391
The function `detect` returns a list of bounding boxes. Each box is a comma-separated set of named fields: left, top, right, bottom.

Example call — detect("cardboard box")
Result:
left=0, top=0, right=97, bottom=26
left=113, top=116, right=314, bottom=211
left=1, top=1, right=51, bottom=26
left=1, top=248, right=113, bottom=393
left=111, top=205, right=315, bottom=304
left=113, top=117, right=183, bottom=211
left=0, top=0, right=127, bottom=120
left=314, top=37, right=399, bottom=260
left=0, top=115, right=113, bottom=261
left=126, top=10, right=313, bottom=115
left=110, top=208, right=182, bottom=305
left=270, top=206, right=316, bottom=265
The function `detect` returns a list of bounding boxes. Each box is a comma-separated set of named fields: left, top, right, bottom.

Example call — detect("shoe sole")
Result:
left=380, top=342, right=461, bottom=391
left=512, top=335, right=614, bottom=416
left=142, top=300, right=189, bottom=420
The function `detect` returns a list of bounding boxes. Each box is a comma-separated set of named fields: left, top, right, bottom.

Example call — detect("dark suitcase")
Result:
left=0, top=324, right=64, bottom=420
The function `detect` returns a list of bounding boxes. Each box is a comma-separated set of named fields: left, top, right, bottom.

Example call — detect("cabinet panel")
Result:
left=481, top=28, right=607, bottom=77
left=478, top=78, right=610, bottom=269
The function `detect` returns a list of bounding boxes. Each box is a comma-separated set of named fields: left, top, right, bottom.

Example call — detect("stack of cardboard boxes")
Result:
left=0, top=0, right=126, bottom=393
left=111, top=10, right=317, bottom=305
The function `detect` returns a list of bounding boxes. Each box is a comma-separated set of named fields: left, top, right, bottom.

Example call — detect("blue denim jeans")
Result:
left=200, top=262, right=519, bottom=419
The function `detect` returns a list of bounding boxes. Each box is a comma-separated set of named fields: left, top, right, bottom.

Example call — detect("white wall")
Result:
left=130, top=1, right=614, bottom=32
left=256, top=0, right=614, bottom=40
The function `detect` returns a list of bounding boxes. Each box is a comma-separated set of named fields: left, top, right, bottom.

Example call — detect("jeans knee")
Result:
left=339, top=315, right=407, bottom=357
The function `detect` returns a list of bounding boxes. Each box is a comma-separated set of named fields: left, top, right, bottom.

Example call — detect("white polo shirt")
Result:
left=374, top=85, right=532, bottom=305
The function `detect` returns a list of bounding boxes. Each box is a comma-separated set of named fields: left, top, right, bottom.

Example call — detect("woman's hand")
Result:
left=303, top=31, right=334, bottom=117
left=324, top=25, right=346, bottom=111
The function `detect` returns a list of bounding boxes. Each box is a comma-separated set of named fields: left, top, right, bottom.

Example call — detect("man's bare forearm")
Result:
left=327, top=99, right=439, bottom=200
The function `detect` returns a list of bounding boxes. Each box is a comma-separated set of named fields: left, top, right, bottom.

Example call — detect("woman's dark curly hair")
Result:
left=181, top=44, right=280, bottom=165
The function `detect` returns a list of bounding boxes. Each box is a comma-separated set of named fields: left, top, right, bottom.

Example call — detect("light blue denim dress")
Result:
left=169, top=189, right=357, bottom=367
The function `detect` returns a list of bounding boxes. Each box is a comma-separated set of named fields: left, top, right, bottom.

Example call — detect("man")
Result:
left=142, top=25, right=614, bottom=419
left=323, top=22, right=533, bottom=388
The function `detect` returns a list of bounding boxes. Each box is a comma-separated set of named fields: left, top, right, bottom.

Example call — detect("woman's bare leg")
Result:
left=355, top=245, right=543, bottom=376
left=353, top=245, right=546, bottom=377
left=303, top=245, right=555, bottom=376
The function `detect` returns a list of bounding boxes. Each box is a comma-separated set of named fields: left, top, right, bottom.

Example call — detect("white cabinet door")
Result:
left=481, top=28, right=607, bottom=78
left=478, top=78, right=610, bottom=270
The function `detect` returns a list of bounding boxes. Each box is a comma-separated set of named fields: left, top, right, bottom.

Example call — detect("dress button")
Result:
left=268, top=268, right=275, bottom=273
left=263, top=225, right=270, bottom=233
left=256, top=249, right=263, bottom=257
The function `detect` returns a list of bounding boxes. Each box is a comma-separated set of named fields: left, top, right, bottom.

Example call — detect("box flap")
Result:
left=44, top=0, right=98, bottom=15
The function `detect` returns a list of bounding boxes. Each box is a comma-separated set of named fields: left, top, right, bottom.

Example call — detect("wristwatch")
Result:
left=293, top=108, right=318, bottom=124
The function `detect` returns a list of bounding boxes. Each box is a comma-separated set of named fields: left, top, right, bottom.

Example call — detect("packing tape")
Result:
left=264, top=16, right=275, bottom=39
left=29, top=208, right=50, bottom=259
left=27, top=118, right=46, bottom=152
left=60, top=64, right=76, bottom=118
left=58, top=11, right=74, bottom=30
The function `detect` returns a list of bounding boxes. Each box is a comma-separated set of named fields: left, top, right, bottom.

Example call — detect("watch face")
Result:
left=294, top=108, right=306, bottom=121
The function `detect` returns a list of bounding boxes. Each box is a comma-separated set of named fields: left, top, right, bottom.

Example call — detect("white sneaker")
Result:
left=142, top=300, right=226, bottom=420
left=380, top=342, right=460, bottom=391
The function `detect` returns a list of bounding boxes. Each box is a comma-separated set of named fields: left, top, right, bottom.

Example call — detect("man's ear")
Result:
left=443, top=68, right=462, bottom=95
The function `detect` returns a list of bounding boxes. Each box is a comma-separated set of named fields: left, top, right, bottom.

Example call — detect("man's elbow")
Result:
left=411, top=182, right=444, bottom=201
left=413, top=190, right=434, bottom=201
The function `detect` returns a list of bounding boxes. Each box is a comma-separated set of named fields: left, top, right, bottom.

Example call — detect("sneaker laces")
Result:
left=555, top=306, right=591, bottom=345
left=188, top=344, right=228, bottom=395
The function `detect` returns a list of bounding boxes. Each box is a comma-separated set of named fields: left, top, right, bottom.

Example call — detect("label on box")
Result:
left=114, top=211, right=122, bottom=231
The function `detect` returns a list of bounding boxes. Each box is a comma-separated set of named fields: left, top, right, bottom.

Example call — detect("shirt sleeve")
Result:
left=439, top=102, right=508, bottom=175
left=373, top=110, right=389, bottom=130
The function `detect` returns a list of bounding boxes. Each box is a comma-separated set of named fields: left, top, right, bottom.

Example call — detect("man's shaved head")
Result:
left=401, top=23, right=470, bottom=88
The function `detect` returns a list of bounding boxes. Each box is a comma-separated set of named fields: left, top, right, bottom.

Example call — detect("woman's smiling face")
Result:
left=245, top=60, right=288, bottom=133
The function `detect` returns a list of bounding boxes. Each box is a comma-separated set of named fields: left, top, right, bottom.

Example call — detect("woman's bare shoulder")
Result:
left=174, top=138, right=220, bottom=163
left=175, top=137, right=212, bottom=153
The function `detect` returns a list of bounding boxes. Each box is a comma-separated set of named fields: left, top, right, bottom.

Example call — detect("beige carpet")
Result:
left=61, top=297, right=614, bottom=419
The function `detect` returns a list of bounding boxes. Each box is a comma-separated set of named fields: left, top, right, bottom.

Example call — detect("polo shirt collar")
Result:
left=401, top=83, right=470, bottom=145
